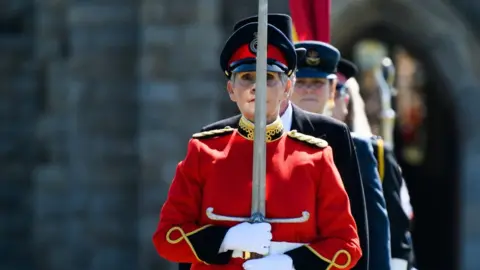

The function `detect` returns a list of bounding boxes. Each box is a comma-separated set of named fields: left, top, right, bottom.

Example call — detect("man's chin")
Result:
left=299, top=102, right=322, bottom=113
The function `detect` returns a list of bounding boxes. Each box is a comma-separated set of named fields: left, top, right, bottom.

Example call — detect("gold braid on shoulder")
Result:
left=287, top=130, right=328, bottom=148
left=192, top=126, right=234, bottom=139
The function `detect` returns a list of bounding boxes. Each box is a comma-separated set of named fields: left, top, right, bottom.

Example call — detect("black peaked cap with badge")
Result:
left=295, top=41, right=340, bottom=79
left=220, top=22, right=297, bottom=78
left=336, top=58, right=359, bottom=92
left=233, top=13, right=306, bottom=60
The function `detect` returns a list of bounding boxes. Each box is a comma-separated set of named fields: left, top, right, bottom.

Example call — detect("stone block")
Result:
left=139, top=2, right=168, bottom=25
left=138, top=130, right=183, bottom=164
left=138, top=176, right=170, bottom=213
left=137, top=100, right=184, bottom=130
left=89, top=246, right=137, bottom=270
left=68, top=54, right=136, bottom=79
left=162, top=0, right=197, bottom=25
left=138, top=50, right=175, bottom=79
left=182, top=79, right=223, bottom=100
left=68, top=4, right=137, bottom=25
left=46, top=61, right=69, bottom=111
left=141, top=25, right=181, bottom=47
left=138, top=216, right=160, bottom=249
left=32, top=165, right=68, bottom=217
left=139, top=80, right=180, bottom=103
left=183, top=24, right=222, bottom=51
left=81, top=109, right=138, bottom=135
left=177, top=99, right=220, bottom=132
left=196, top=0, right=220, bottom=24
left=35, top=114, right=67, bottom=141
left=33, top=219, right=67, bottom=246
left=69, top=26, right=137, bottom=54
left=42, top=245, right=73, bottom=270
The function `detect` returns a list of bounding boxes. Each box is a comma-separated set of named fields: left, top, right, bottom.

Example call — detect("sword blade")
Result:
left=251, top=0, right=268, bottom=221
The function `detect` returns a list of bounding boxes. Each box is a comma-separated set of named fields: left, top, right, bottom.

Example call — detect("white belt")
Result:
left=232, top=241, right=305, bottom=258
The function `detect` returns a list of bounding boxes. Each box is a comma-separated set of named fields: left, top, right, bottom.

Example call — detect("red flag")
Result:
left=290, top=0, right=330, bottom=42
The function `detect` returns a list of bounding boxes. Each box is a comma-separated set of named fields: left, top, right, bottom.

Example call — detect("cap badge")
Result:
left=249, top=32, right=258, bottom=54
left=306, top=50, right=321, bottom=66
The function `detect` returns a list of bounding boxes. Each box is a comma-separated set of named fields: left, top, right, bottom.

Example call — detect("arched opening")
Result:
left=336, top=23, right=460, bottom=269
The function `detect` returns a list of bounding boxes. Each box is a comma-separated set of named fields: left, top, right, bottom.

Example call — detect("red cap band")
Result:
left=228, top=44, right=287, bottom=67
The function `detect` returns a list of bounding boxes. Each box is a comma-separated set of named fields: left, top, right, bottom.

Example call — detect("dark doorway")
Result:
left=337, top=24, right=460, bottom=270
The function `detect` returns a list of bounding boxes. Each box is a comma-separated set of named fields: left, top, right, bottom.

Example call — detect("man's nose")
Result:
left=305, top=87, right=315, bottom=94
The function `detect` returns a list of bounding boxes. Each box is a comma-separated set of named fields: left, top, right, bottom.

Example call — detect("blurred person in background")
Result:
left=154, top=18, right=362, bottom=270
left=293, top=41, right=391, bottom=270
left=201, top=14, right=370, bottom=270
left=333, top=58, right=416, bottom=270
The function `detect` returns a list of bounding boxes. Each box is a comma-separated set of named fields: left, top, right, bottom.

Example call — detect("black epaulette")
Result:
left=287, top=130, right=328, bottom=148
left=192, top=126, right=234, bottom=139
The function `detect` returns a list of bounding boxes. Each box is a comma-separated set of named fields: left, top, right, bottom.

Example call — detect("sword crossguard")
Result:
left=206, top=207, right=310, bottom=223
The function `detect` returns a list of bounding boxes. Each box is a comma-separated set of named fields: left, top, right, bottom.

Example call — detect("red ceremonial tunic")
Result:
left=153, top=117, right=362, bottom=270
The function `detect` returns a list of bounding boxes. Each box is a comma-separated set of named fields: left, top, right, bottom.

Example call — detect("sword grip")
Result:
left=247, top=213, right=267, bottom=260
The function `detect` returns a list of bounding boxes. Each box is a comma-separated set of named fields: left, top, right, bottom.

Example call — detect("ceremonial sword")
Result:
left=205, top=5, right=310, bottom=260
left=206, top=0, right=309, bottom=225
left=250, top=0, right=269, bottom=224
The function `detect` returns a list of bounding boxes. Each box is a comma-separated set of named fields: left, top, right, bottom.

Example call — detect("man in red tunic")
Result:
left=153, top=21, right=362, bottom=270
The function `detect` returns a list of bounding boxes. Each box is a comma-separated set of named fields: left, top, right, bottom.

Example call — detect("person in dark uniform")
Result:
left=198, top=14, right=369, bottom=270
left=334, top=58, right=415, bottom=270
left=156, top=19, right=362, bottom=270
left=293, top=42, right=391, bottom=270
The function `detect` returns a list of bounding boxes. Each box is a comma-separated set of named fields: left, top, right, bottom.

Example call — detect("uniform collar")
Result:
left=238, top=116, right=284, bottom=142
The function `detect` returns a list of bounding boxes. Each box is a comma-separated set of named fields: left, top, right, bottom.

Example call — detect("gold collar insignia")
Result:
left=238, top=116, right=284, bottom=142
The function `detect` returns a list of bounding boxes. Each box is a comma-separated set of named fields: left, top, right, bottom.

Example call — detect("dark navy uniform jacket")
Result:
left=352, top=134, right=391, bottom=270
left=371, top=136, right=415, bottom=268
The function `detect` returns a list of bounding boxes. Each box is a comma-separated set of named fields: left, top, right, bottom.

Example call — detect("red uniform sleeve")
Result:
left=152, top=139, right=232, bottom=265
left=285, top=146, right=362, bottom=270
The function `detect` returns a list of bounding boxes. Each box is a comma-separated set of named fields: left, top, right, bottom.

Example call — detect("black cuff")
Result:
left=285, top=246, right=330, bottom=270
left=187, top=226, right=232, bottom=264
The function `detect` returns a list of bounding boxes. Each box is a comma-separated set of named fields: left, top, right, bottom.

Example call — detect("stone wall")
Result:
left=1, top=0, right=480, bottom=269
left=137, top=0, right=224, bottom=268
left=0, top=1, right=36, bottom=269
left=33, top=1, right=140, bottom=269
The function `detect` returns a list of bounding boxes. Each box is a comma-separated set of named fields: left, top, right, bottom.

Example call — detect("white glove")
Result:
left=243, top=254, right=294, bottom=270
left=219, top=222, right=272, bottom=255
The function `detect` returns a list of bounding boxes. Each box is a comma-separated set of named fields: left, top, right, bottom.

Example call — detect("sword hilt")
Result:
left=206, top=208, right=310, bottom=260
left=206, top=207, right=310, bottom=223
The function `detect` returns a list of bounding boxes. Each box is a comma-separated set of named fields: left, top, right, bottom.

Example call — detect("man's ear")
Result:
left=284, top=79, right=293, bottom=98
left=227, top=80, right=236, bottom=102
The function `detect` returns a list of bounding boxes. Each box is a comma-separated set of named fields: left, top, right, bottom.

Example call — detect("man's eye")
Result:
left=267, top=74, right=275, bottom=80
left=241, top=74, right=253, bottom=80
left=296, top=81, right=306, bottom=85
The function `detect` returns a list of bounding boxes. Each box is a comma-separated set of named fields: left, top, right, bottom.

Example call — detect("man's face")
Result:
left=332, top=88, right=350, bottom=122
left=332, top=76, right=350, bottom=121
left=227, top=71, right=291, bottom=122
left=292, top=77, right=332, bottom=113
